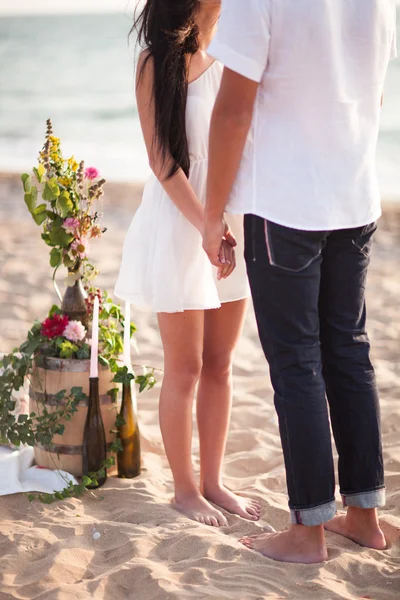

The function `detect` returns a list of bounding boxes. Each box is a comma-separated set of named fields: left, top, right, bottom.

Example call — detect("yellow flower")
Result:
left=68, top=156, right=79, bottom=172
left=49, top=136, right=60, bottom=144
left=59, top=176, right=71, bottom=187
left=51, top=153, right=59, bottom=161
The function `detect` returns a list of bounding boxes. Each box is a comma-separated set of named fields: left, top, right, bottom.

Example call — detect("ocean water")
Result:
left=0, top=12, right=399, bottom=197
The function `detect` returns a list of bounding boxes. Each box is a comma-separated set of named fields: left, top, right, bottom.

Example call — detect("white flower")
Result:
left=63, top=320, right=86, bottom=343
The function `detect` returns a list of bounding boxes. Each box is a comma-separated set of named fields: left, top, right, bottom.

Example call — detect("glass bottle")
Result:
left=117, top=381, right=141, bottom=478
left=82, top=376, right=107, bottom=488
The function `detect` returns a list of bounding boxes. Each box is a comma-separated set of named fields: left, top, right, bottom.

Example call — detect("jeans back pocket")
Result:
left=352, top=222, right=377, bottom=258
left=264, top=221, right=327, bottom=273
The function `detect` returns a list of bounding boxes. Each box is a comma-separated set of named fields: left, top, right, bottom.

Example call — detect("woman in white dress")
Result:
left=115, top=0, right=260, bottom=527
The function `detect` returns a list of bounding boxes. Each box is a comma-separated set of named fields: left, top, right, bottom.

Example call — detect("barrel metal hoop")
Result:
left=34, top=356, right=109, bottom=373
left=35, top=441, right=114, bottom=456
left=29, top=388, right=115, bottom=406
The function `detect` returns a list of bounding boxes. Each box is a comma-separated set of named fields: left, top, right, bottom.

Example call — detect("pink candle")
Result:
left=90, top=295, right=99, bottom=378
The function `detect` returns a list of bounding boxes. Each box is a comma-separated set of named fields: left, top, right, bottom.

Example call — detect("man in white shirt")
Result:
left=203, top=0, right=397, bottom=563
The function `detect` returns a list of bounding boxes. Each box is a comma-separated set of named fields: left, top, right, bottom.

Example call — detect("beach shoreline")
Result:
left=0, top=170, right=399, bottom=599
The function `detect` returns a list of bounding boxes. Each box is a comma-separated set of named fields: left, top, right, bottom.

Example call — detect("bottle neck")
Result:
left=89, top=377, right=100, bottom=412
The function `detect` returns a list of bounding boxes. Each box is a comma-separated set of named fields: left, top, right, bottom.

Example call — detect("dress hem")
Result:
left=114, top=289, right=250, bottom=314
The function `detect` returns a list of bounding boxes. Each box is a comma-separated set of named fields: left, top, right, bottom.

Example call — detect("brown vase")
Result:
left=61, top=275, right=88, bottom=328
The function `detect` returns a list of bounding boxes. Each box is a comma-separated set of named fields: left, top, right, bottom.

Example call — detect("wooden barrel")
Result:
left=29, top=356, right=120, bottom=477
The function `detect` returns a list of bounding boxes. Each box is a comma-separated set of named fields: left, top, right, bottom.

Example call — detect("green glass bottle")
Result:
left=82, top=377, right=107, bottom=488
left=117, top=381, right=141, bottom=478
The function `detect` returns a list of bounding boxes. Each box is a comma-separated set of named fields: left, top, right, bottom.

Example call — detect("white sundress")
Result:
left=114, top=60, right=250, bottom=313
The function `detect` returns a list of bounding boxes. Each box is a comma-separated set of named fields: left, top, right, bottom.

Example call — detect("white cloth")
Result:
left=0, top=446, right=77, bottom=496
left=115, top=60, right=250, bottom=312
left=209, top=0, right=398, bottom=231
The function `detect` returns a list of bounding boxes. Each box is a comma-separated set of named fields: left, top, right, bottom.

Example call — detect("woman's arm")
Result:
left=136, top=52, right=205, bottom=234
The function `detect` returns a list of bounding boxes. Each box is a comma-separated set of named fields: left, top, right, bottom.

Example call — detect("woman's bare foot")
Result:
left=203, top=484, right=261, bottom=521
left=325, top=507, right=386, bottom=550
left=172, top=491, right=228, bottom=526
left=240, top=524, right=328, bottom=564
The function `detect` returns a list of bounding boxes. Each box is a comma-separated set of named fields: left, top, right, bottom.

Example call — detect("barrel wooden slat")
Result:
left=29, top=357, right=120, bottom=477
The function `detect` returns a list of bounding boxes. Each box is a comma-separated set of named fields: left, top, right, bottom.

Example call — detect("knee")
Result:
left=322, top=330, right=372, bottom=365
left=201, top=351, right=233, bottom=381
left=165, top=356, right=203, bottom=389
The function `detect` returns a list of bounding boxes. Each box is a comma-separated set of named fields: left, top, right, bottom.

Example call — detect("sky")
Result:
left=0, top=0, right=137, bottom=15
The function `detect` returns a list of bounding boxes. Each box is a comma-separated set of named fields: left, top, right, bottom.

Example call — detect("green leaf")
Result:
left=59, top=341, right=79, bottom=359
left=54, top=389, right=66, bottom=402
left=50, top=248, right=62, bottom=268
left=56, top=191, right=74, bottom=218
left=49, top=304, right=62, bottom=317
left=98, top=356, right=109, bottom=367
left=42, top=178, right=60, bottom=202
left=41, top=232, right=52, bottom=246
left=27, top=494, right=35, bottom=502
left=21, top=173, right=32, bottom=193
left=48, top=224, right=74, bottom=247
left=33, top=163, right=45, bottom=183
left=32, top=203, right=48, bottom=225
left=106, top=387, right=119, bottom=403
left=76, top=344, right=90, bottom=360
left=24, top=193, right=35, bottom=213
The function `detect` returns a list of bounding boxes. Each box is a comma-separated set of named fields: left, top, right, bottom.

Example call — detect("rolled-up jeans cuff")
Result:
left=290, top=499, right=336, bottom=526
left=341, top=487, right=386, bottom=509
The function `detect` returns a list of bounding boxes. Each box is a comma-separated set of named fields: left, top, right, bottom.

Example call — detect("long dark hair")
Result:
left=132, top=1, right=199, bottom=179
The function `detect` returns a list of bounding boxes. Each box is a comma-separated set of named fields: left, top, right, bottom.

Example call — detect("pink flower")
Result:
left=71, top=237, right=89, bottom=259
left=63, top=217, right=80, bottom=235
left=90, top=225, right=102, bottom=239
left=85, top=167, right=99, bottom=181
left=63, top=320, right=87, bottom=343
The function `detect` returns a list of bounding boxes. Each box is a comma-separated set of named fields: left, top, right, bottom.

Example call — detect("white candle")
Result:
left=123, top=301, right=138, bottom=413
left=123, top=301, right=131, bottom=368
left=90, top=295, right=99, bottom=378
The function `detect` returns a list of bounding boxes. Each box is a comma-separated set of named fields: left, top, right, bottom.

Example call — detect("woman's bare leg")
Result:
left=197, top=299, right=261, bottom=520
left=158, top=311, right=227, bottom=527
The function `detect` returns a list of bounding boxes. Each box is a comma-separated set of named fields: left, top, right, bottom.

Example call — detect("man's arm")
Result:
left=203, top=68, right=259, bottom=266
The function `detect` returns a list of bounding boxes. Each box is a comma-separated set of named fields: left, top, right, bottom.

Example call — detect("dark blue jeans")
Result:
left=244, top=215, right=385, bottom=526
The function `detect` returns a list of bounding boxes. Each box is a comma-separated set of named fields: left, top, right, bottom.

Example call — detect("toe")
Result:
left=209, top=516, right=219, bottom=527
left=251, top=499, right=261, bottom=507
left=246, top=506, right=258, bottom=516
left=204, top=516, right=212, bottom=526
left=219, top=514, right=229, bottom=527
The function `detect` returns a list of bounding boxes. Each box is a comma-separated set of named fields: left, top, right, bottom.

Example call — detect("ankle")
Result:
left=174, top=485, right=201, bottom=502
left=290, top=524, right=326, bottom=545
left=346, top=506, right=380, bottom=526
left=201, top=480, right=223, bottom=495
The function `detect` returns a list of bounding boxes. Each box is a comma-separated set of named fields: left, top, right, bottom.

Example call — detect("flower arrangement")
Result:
left=21, top=119, right=106, bottom=280
left=22, top=287, right=136, bottom=363
left=0, top=120, right=158, bottom=502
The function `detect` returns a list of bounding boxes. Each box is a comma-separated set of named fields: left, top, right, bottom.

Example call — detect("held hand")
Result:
left=203, top=217, right=237, bottom=267
left=203, top=217, right=226, bottom=267
left=224, top=222, right=237, bottom=248
left=217, top=240, right=236, bottom=280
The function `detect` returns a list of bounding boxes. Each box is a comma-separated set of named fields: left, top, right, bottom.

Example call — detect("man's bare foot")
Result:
left=172, top=491, right=228, bottom=526
left=325, top=507, right=386, bottom=550
left=203, top=484, right=261, bottom=521
left=240, top=524, right=328, bottom=564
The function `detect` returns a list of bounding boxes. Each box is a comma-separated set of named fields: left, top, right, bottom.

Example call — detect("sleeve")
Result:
left=208, top=0, right=271, bottom=83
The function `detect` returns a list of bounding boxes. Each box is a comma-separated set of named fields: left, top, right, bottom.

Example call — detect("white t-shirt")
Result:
left=209, top=0, right=397, bottom=231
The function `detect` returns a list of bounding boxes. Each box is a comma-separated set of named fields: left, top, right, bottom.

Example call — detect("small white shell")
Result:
left=93, top=532, right=101, bottom=540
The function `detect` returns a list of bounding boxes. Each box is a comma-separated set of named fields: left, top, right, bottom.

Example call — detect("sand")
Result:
left=0, top=172, right=399, bottom=600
